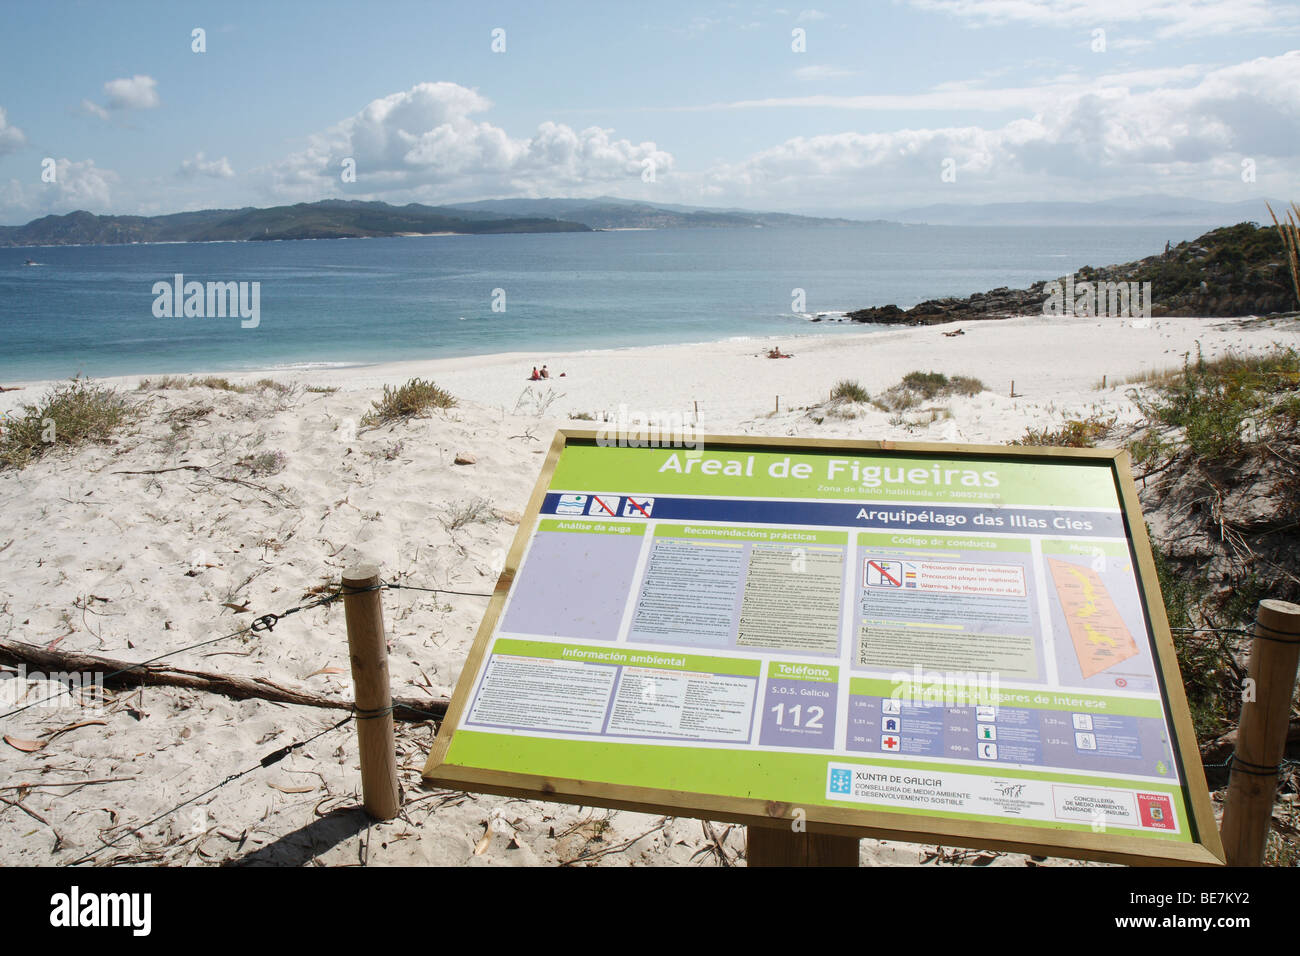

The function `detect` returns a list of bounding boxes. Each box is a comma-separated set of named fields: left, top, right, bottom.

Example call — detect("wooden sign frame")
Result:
left=424, top=430, right=1225, bottom=867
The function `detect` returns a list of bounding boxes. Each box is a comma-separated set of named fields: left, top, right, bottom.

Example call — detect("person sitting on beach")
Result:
left=530, top=366, right=541, bottom=381
left=540, top=365, right=550, bottom=379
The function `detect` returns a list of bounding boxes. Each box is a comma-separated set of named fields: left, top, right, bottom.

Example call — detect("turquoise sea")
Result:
left=0, top=224, right=1213, bottom=382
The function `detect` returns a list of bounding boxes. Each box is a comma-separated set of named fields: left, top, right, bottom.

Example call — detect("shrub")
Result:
left=0, top=377, right=138, bottom=469
left=361, top=378, right=457, bottom=427
left=1131, top=345, right=1300, bottom=462
left=1013, top=414, right=1116, bottom=448
left=900, top=371, right=949, bottom=399
left=873, top=371, right=984, bottom=412
left=830, top=379, right=871, bottom=403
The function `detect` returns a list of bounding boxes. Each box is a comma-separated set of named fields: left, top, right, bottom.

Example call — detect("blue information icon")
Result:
left=829, top=768, right=852, bottom=795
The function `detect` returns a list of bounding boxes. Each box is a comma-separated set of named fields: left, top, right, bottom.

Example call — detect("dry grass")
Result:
left=1012, top=413, right=1117, bottom=448
left=239, top=450, right=288, bottom=476
left=1266, top=200, right=1300, bottom=308
left=137, top=375, right=294, bottom=396
left=0, top=377, right=139, bottom=469
left=440, top=497, right=495, bottom=531
left=830, top=379, right=871, bottom=404
left=874, top=371, right=984, bottom=412
left=1129, top=344, right=1300, bottom=463
left=361, top=378, right=457, bottom=427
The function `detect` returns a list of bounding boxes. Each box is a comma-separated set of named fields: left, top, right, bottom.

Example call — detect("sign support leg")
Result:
left=747, top=826, right=859, bottom=866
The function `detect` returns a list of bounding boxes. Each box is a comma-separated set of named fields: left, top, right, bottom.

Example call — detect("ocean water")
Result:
left=0, top=224, right=1210, bottom=382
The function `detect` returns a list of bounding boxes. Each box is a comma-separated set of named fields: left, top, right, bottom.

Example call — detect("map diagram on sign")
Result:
left=1048, top=558, right=1140, bottom=678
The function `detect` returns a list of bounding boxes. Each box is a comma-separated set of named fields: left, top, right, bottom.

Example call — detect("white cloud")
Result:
left=0, top=107, right=26, bottom=155
left=80, top=99, right=110, bottom=121
left=3, top=158, right=118, bottom=218
left=179, top=152, right=235, bottom=179
left=104, top=74, right=160, bottom=110
left=673, top=62, right=1211, bottom=112
left=692, top=51, right=1300, bottom=205
left=266, top=81, right=673, bottom=202
left=907, top=0, right=1300, bottom=39
left=797, top=9, right=828, bottom=21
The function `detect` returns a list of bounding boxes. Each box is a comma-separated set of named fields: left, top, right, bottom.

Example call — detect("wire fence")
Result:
left=0, top=577, right=501, bottom=865
left=0, top=579, right=490, bottom=724
left=2, top=580, right=1295, bottom=865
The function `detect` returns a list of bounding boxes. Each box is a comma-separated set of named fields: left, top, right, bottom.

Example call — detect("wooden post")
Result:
left=1221, top=599, right=1300, bottom=866
left=1102, top=374, right=1107, bottom=389
left=343, top=563, right=400, bottom=820
left=1010, top=379, right=1015, bottom=398
left=748, top=825, right=859, bottom=866
left=775, top=395, right=780, bottom=413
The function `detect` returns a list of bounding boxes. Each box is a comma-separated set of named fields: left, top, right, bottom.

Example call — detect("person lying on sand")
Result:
left=942, top=328, right=965, bottom=337
left=767, top=346, right=793, bottom=358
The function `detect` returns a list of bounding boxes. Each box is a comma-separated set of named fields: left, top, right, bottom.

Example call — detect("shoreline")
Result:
left=0, top=321, right=877, bottom=392
left=3, top=313, right=1293, bottom=421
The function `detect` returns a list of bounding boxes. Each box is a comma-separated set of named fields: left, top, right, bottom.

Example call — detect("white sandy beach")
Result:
left=1, top=312, right=1296, bottom=867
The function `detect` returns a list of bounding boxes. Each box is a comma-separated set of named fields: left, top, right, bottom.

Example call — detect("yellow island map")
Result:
left=1048, top=557, right=1140, bottom=678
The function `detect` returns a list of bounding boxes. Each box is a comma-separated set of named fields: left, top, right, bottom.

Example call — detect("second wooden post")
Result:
left=1220, top=598, right=1300, bottom=866
left=343, top=563, right=400, bottom=820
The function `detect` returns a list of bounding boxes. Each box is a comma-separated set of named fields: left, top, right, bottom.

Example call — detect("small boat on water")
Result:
left=23, top=258, right=39, bottom=266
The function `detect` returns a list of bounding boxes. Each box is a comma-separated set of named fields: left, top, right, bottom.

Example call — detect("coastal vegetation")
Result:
left=872, top=371, right=983, bottom=412
left=830, top=379, right=871, bottom=403
left=1012, top=413, right=1116, bottom=448
left=1128, top=345, right=1300, bottom=466
left=1267, top=201, right=1300, bottom=307
left=137, top=375, right=294, bottom=395
left=1125, top=344, right=1299, bottom=853
left=0, top=377, right=138, bottom=469
left=361, top=377, right=457, bottom=428
left=440, top=497, right=496, bottom=532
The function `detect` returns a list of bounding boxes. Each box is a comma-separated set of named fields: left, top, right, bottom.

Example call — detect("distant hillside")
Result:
left=441, top=196, right=883, bottom=230
left=0, top=200, right=591, bottom=246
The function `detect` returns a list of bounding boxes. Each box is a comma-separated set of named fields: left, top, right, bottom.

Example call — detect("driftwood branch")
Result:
left=112, top=464, right=295, bottom=507
left=0, top=640, right=444, bottom=723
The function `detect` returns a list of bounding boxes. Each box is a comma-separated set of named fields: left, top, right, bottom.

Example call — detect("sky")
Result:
left=1, top=0, right=1298, bottom=224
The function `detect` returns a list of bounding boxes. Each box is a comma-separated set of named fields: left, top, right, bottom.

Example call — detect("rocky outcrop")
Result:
left=848, top=286, right=1048, bottom=325
left=848, top=221, right=1297, bottom=324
